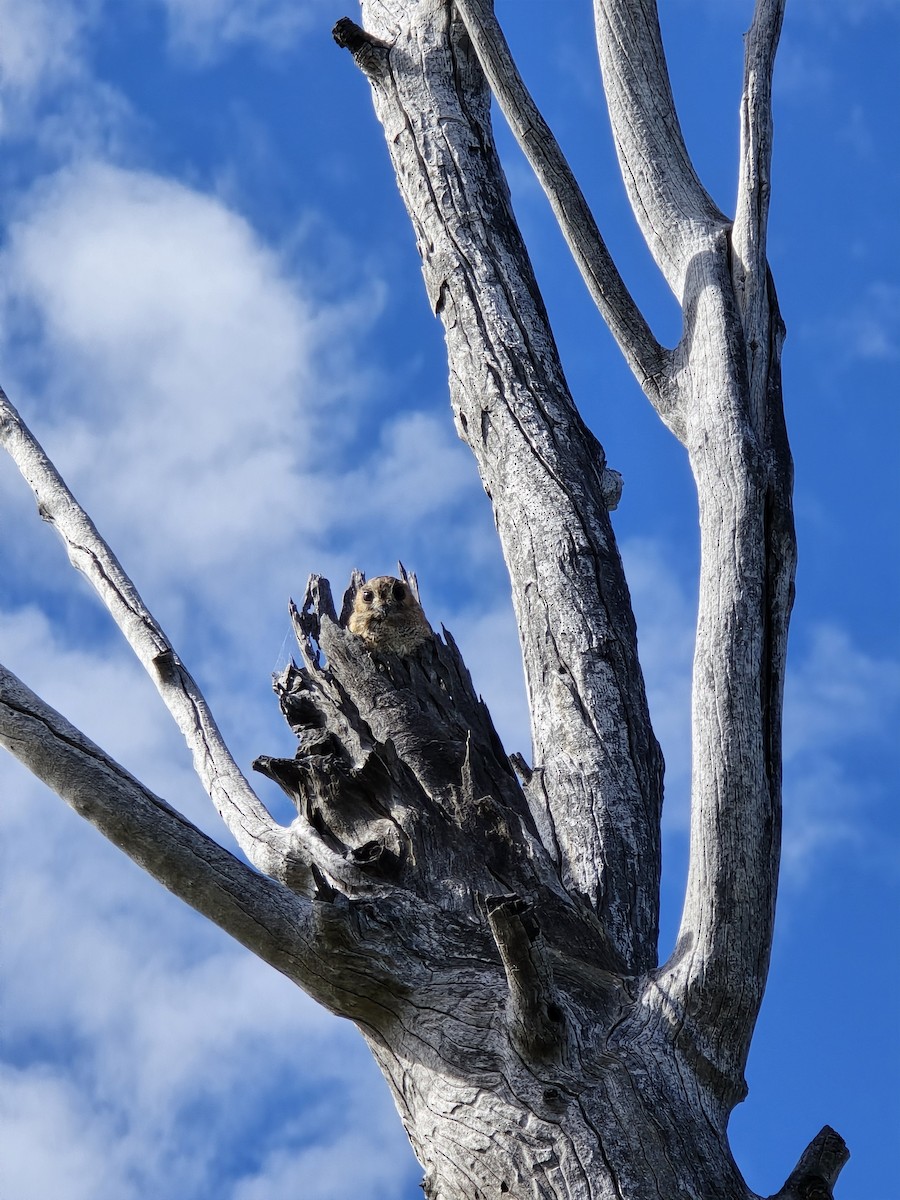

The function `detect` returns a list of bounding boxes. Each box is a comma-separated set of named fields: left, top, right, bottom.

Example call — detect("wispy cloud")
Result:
left=0, top=1064, right=142, bottom=1200
left=0, top=0, right=134, bottom=157
left=791, top=0, right=900, bottom=23
left=0, top=164, right=327, bottom=665
left=772, top=43, right=834, bottom=99
left=156, top=0, right=334, bottom=63
left=441, top=598, right=531, bottom=758
left=830, top=282, right=900, bottom=363
left=781, top=624, right=900, bottom=880
left=617, top=544, right=900, bottom=885
left=795, top=281, right=900, bottom=376
left=0, top=0, right=93, bottom=102
left=0, top=158, right=511, bottom=722
left=0, top=640, right=421, bottom=1198
left=677, top=0, right=900, bottom=21
left=621, top=538, right=696, bottom=826
left=231, top=1111, right=421, bottom=1200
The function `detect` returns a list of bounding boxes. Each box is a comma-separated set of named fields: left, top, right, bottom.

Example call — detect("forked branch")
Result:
left=452, top=0, right=672, bottom=419
left=0, top=661, right=326, bottom=994
left=593, top=0, right=726, bottom=293
left=1, top=656, right=454, bottom=1022
left=0, top=385, right=288, bottom=873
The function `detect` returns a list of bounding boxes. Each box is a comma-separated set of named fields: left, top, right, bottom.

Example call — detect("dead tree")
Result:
left=0, top=2, right=850, bottom=1197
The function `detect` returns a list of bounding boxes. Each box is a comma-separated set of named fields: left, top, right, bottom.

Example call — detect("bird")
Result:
left=347, top=575, right=432, bottom=655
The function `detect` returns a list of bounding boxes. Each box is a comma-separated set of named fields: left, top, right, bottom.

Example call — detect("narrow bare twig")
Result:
left=0, top=385, right=288, bottom=873
left=732, top=0, right=785, bottom=432
left=453, top=0, right=673, bottom=418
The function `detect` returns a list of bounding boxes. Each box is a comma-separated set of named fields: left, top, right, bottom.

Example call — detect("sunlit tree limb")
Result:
left=0, top=384, right=288, bottom=874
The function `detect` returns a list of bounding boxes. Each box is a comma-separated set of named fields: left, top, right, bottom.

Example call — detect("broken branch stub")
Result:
left=254, top=574, right=620, bottom=976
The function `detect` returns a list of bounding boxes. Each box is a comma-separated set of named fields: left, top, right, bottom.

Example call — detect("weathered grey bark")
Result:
left=0, top=2, right=850, bottom=1198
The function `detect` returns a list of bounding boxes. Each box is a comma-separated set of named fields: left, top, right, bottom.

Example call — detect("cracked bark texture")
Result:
left=0, top=2, right=850, bottom=1198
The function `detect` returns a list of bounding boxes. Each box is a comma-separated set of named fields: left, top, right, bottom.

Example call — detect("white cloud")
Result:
left=622, top=538, right=696, bottom=822
left=792, top=0, right=900, bottom=22
left=0, top=0, right=134, bottom=157
left=0, top=162, right=332, bottom=627
left=0, top=0, right=90, bottom=100
left=5, top=545, right=892, bottom=1197
left=784, top=624, right=900, bottom=756
left=233, top=1126, right=418, bottom=1200
left=0, top=151, right=515, bottom=846
left=837, top=103, right=878, bottom=160
left=0, top=0, right=330, bottom=155
left=156, top=0, right=333, bottom=63
left=827, top=282, right=900, bottom=363
left=230, top=1088, right=421, bottom=1200
left=0, top=160, right=495, bottom=672
left=0, top=506, right=424, bottom=1196
left=779, top=758, right=867, bottom=880
left=780, top=623, right=900, bottom=879
left=0, top=0, right=328, bottom=117
left=332, top=411, right=478, bottom=535
left=615, top=544, right=900, bottom=883
left=0, top=1065, right=140, bottom=1200
left=0, top=604, right=216, bottom=822
left=772, top=43, right=834, bottom=99
left=3, top=161, right=318, bottom=428
left=443, top=599, right=531, bottom=757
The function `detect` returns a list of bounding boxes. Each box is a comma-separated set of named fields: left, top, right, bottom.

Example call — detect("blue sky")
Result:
left=0, top=2, right=897, bottom=1198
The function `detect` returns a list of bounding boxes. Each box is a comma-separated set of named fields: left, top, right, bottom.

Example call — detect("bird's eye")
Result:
left=392, top=583, right=406, bottom=602
left=362, top=590, right=374, bottom=603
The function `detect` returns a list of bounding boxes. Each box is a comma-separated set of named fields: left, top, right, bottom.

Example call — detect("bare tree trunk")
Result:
left=0, top=2, right=850, bottom=1198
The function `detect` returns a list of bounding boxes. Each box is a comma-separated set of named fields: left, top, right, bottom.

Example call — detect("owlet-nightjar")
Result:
left=347, top=576, right=432, bottom=655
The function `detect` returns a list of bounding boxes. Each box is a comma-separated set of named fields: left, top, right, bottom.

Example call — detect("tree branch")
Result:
left=0, top=385, right=288, bottom=874
left=452, top=0, right=673, bottom=422
left=576, top=1, right=796, bottom=1100
left=593, top=0, right=727, bottom=295
left=731, top=0, right=785, bottom=434
left=648, top=267, right=794, bottom=1105
left=2, top=657, right=465, bottom=1032
left=332, top=16, right=390, bottom=76
left=771, top=1126, right=850, bottom=1200
left=486, top=894, right=567, bottom=1063
left=343, top=0, right=665, bottom=973
left=0, top=660, right=362, bottom=1014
